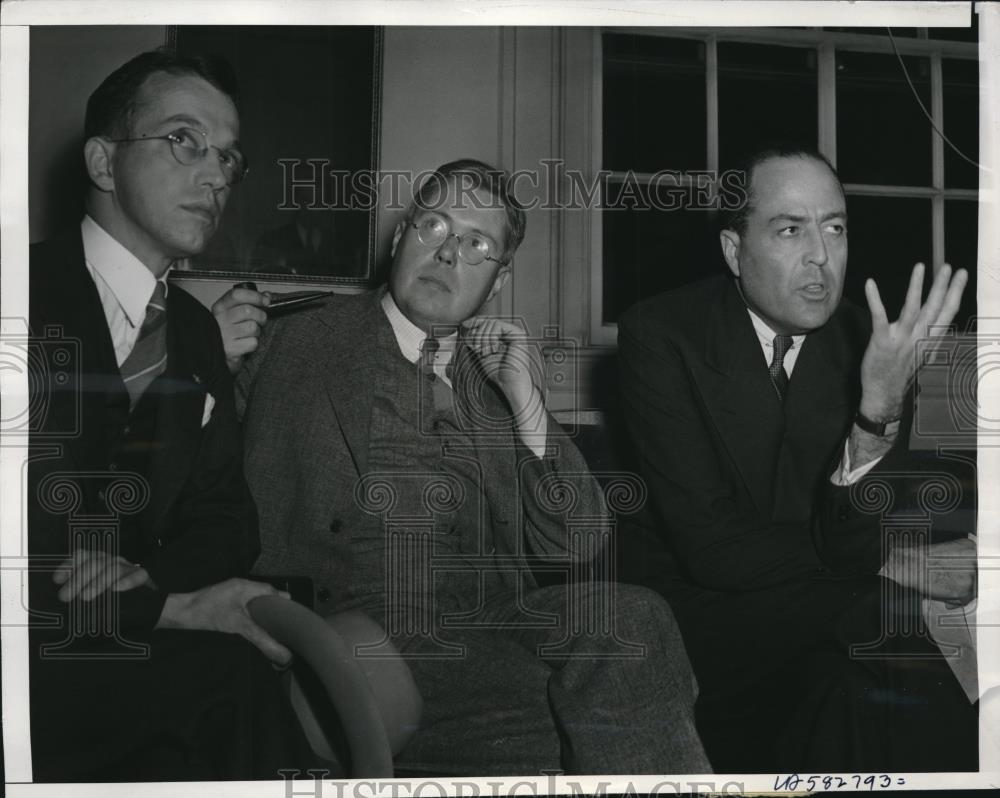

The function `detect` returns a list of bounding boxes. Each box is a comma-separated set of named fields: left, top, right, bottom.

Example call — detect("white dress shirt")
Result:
left=380, top=290, right=458, bottom=386
left=81, top=215, right=168, bottom=368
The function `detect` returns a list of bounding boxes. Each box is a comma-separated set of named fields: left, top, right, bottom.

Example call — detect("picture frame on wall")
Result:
left=170, top=25, right=383, bottom=286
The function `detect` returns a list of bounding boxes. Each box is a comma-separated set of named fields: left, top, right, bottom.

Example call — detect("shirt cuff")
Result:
left=522, top=413, right=548, bottom=459
left=830, top=439, right=883, bottom=487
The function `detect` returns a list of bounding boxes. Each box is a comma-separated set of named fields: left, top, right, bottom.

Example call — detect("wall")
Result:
left=29, top=26, right=169, bottom=243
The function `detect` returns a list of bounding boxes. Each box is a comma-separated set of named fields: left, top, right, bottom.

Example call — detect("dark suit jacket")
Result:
left=616, top=276, right=924, bottom=688
left=28, top=227, right=259, bottom=639
left=236, top=288, right=604, bottom=618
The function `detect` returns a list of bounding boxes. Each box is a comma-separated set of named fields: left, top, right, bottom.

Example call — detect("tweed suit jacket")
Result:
left=237, top=288, right=604, bottom=618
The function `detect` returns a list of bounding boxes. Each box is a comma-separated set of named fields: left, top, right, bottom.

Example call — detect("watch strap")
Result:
left=855, top=411, right=901, bottom=437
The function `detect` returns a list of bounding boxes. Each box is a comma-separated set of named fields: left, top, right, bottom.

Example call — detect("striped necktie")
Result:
left=120, top=281, right=167, bottom=409
left=768, top=334, right=793, bottom=400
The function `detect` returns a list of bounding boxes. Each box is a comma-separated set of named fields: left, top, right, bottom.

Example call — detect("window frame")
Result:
left=591, top=26, right=979, bottom=346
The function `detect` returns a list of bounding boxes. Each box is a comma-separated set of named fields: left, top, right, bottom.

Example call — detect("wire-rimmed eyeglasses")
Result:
left=408, top=213, right=503, bottom=266
left=107, top=126, right=249, bottom=186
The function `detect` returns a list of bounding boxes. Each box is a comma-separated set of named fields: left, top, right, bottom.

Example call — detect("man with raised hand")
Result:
left=618, top=144, right=976, bottom=772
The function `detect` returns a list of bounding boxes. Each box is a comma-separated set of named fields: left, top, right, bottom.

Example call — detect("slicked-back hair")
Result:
left=84, top=48, right=240, bottom=141
left=721, top=143, right=843, bottom=237
left=411, top=159, right=527, bottom=264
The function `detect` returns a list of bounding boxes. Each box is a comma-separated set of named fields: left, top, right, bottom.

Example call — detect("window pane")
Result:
left=837, top=51, right=932, bottom=186
left=842, top=195, right=932, bottom=311
left=945, top=199, right=978, bottom=330
left=603, top=34, right=706, bottom=173
left=943, top=58, right=980, bottom=190
left=602, top=188, right=726, bottom=323
left=718, top=42, right=817, bottom=167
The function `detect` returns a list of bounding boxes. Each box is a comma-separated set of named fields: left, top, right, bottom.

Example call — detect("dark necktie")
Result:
left=120, top=281, right=167, bottom=409
left=768, top=334, right=793, bottom=400
left=419, top=337, right=455, bottom=416
left=419, top=337, right=439, bottom=381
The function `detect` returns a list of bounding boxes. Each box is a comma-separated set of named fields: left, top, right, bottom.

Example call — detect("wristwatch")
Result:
left=854, top=411, right=901, bottom=437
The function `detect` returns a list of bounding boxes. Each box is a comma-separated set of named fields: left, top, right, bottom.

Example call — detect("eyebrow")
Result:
left=154, top=114, right=241, bottom=148
left=767, top=211, right=847, bottom=225
left=419, top=209, right=499, bottom=241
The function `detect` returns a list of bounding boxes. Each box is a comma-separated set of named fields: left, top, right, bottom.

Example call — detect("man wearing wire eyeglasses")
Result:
left=28, top=50, right=310, bottom=780
left=234, top=159, right=710, bottom=774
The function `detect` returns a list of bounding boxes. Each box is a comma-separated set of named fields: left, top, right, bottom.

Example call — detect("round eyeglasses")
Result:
left=108, top=126, right=249, bottom=186
left=408, top=214, right=503, bottom=266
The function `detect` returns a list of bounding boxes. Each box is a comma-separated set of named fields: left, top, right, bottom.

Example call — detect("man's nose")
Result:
left=198, top=151, right=229, bottom=191
left=435, top=234, right=460, bottom=267
left=804, top=225, right=829, bottom=267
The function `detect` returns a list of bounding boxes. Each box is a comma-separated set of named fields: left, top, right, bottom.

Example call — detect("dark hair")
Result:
left=411, top=158, right=527, bottom=264
left=84, top=48, right=240, bottom=140
left=721, top=143, right=843, bottom=236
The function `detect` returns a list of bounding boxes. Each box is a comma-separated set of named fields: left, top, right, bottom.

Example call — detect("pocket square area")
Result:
left=201, top=393, right=216, bottom=428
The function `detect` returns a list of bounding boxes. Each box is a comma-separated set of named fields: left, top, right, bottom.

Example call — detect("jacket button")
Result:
left=837, top=505, right=850, bottom=521
left=98, top=490, right=106, bottom=502
left=108, top=463, right=118, bottom=471
left=316, top=588, right=331, bottom=603
left=155, top=537, right=164, bottom=548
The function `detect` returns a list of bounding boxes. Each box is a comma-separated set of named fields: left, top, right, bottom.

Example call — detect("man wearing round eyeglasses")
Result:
left=28, top=50, right=308, bottom=781
left=233, top=160, right=709, bottom=775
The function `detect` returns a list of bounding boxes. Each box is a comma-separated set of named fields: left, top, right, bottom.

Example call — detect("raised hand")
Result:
left=859, top=263, right=967, bottom=421
left=212, top=285, right=271, bottom=374
left=460, top=316, right=547, bottom=454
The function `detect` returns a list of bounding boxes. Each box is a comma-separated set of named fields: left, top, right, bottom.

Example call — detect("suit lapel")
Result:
left=314, top=291, right=385, bottom=476
left=773, top=312, right=858, bottom=520
left=32, top=230, right=130, bottom=470
left=694, top=281, right=785, bottom=515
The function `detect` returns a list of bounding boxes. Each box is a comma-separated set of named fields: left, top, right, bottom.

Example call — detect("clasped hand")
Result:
left=212, top=286, right=271, bottom=374
left=461, top=316, right=548, bottom=454
left=860, top=263, right=967, bottom=420
left=461, top=316, right=545, bottom=414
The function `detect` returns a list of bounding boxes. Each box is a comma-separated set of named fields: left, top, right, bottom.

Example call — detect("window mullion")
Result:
left=818, top=42, right=837, bottom=165
left=706, top=35, right=718, bottom=173
left=932, top=51, right=945, bottom=270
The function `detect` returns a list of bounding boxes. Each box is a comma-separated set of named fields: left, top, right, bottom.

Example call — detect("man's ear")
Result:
left=390, top=221, right=405, bottom=258
left=83, top=137, right=116, bottom=192
left=485, top=265, right=511, bottom=304
left=720, top=229, right=742, bottom=278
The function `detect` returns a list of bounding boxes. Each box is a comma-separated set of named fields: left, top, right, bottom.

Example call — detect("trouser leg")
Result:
left=475, top=582, right=710, bottom=775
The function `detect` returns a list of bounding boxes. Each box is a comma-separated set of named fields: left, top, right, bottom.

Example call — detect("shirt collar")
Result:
left=380, top=290, right=458, bottom=364
left=746, top=306, right=807, bottom=352
left=81, top=215, right=168, bottom=328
